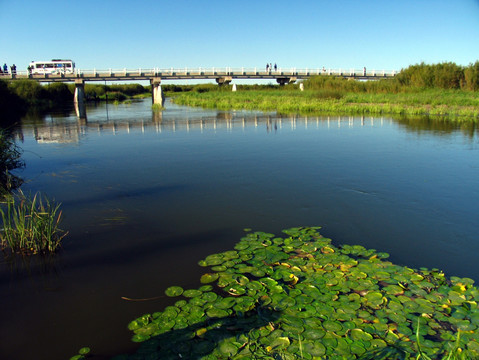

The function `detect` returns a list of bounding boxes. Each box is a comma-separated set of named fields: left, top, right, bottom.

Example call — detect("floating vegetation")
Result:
left=0, top=190, right=67, bottom=254
left=120, top=227, right=479, bottom=359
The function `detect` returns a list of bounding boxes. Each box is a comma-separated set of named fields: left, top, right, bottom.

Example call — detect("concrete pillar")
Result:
left=150, top=77, right=164, bottom=106
left=74, top=79, right=86, bottom=119
left=74, top=79, right=85, bottom=105
left=216, top=76, right=232, bottom=86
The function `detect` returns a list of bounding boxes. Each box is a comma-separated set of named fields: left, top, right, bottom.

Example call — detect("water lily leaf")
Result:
left=200, top=273, right=219, bottom=284
left=204, top=254, right=224, bottom=266
left=183, top=289, right=202, bottom=298
left=131, top=333, right=150, bottom=342
left=128, top=320, right=142, bottom=331
left=269, top=336, right=290, bottom=350
left=218, top=340, right=239, bottom=356
left=211, top=265, right=227, bottom=272
left=323, top=320, right=342, bottom=333
left=384, top=284, right=404, bottom=295
left=206, top=308, right=230, bottom=318
left=302, top=340, right=326, bottom=357
left=364, top=291, right=384, bottom=308
left=250, top=269, right=266, bottom=277
left=350, top=342, right=366, bottom=356
left=303, top=328, right=326, bottom=340
left=78, top=348, right=90, bottom=355
left=165, top=286, right=184, bottom=297
left=215, top=297, right=236, bottom=309
left=388, top=312, right=407, bottom=324
left=322, top=332, right=338, bottom=348
left=350, top=328, right=373, bottom=342
left=448, top=290, right=466, bottom=305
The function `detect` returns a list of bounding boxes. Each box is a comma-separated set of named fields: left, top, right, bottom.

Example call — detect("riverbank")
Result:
left=172, top=88, right=479, bottom=120
left=0, top=80, right=151, bottom=123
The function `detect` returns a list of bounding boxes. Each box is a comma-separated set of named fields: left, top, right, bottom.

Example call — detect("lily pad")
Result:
left=206, top=308, right=230, bottom=318
left=165, top=286, right=184, bottom=297
left=200, top=273, right=219, bottom=284
left=183, top=289, right=203, bottom=298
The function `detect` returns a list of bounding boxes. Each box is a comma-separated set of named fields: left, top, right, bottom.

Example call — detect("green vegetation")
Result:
left=69, top=347, right=91, bottom=360
left=172, top=62, right=479, bottom=120
left=119, top=227, right=479, bottom=360
left=173, top=88, right=479, bottom=119
left=82, top=83, right=150, bottom=101
left=0, top=80, right=151, bottom=121
left=0, top=190, right=67, bottom=254
left=152, top=103, right=165, bottom=112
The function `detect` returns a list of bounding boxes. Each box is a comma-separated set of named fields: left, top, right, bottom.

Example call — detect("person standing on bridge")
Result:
left=3, top=63, right=8, bottom=74
left=274, top=63, right=277, bottom=72
left=266, top=63, right=269, bottom=72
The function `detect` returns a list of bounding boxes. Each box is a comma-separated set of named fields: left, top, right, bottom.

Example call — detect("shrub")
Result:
left=464, top=61, right=479, bottom=91
left=45, top=82, right=73, bottom=103
left=8, top=80, right=47, bottom=104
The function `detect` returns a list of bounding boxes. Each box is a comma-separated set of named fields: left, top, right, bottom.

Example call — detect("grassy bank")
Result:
left=170, top=62, right=479, bottom=120
left=172, top=88, right=479, bottom=120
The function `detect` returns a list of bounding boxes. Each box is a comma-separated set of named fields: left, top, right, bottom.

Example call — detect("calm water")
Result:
left=1, top=99, right=478, bottom=359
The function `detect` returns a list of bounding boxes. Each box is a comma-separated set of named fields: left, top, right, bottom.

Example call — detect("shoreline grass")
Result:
left=172, top=89, right=479, bottom=120
left=0, top=190, right=67, bottom=255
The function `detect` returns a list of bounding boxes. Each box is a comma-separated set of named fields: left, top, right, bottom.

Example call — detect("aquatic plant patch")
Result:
left=120, top=227, right=479, bottom=359
left=0, top=190, right=67, bottom=254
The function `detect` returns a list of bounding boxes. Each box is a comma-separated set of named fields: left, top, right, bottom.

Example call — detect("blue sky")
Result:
left=1, top=0, right=479, bottom=75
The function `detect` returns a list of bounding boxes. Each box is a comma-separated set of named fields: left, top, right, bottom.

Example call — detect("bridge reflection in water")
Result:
left=18, top=108, right=391, bottom=145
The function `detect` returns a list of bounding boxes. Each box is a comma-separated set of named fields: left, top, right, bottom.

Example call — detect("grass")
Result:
left=151, top=103, right=165, bottom=112
left=172, top=88, right=479, bottom=120
left=0, top=190, right=67, bottom=254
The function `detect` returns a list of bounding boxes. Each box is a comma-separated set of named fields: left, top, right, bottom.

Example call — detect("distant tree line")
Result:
left=396, top=61, right=479, bottom=90
left=0, top=80, right=151, bottom=121
left=304, top=61, right=479, bottom=92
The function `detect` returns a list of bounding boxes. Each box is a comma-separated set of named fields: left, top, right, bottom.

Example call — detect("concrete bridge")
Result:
left=1, top=67, right=398, bottom=118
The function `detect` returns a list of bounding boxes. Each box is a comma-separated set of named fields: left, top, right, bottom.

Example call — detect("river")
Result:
left=0, top=99, right=478, bottom=359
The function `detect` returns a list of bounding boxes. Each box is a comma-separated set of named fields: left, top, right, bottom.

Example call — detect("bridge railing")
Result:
left=0, top=67, right=398, bottom=79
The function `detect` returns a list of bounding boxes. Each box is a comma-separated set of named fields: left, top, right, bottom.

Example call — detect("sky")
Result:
left=1, top=0, right=479, bottom=78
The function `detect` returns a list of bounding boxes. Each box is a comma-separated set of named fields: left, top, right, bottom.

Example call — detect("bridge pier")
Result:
left=216, top=76, right=232, bottom=86
left=74, top=79, right=86, bottom=119
left=150, top=77, right=164, bottom=106
left=276, top=77, right=297, bottom=86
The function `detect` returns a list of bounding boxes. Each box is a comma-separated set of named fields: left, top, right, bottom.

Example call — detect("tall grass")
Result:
left=172, top=88, right=479, bottom=120
left=0, top=190, right=67, bottom=254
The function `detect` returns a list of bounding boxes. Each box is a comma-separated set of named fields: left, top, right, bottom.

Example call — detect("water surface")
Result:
left=1, top=99, right=478, bottom=359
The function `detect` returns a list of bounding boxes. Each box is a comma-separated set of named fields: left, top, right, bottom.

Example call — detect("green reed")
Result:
left=0, top=190, right=67, bottom=254
left=173, top=88, right=479, bottom=120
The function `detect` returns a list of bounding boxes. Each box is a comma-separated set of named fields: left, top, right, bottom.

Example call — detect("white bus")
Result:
left=28, top=59, right=75, bottom=75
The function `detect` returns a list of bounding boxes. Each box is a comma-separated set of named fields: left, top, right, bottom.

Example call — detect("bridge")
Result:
left=1, top=67, right=398, bottom=118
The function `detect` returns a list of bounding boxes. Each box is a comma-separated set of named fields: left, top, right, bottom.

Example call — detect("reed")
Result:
left=0, top=190, right=67, bottom=254
left=172, top=88, right=479, bottom=120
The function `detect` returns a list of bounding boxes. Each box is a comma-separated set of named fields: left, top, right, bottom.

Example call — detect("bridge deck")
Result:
left=0, top=67, right=397, bottom=82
